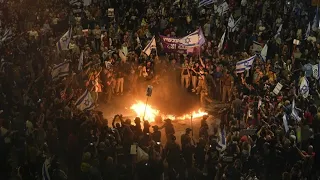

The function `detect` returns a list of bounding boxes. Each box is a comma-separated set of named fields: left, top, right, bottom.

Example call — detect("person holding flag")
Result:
left=56, top=27, right=72, bottom=53
left=143, top=36, right=156, bottom=56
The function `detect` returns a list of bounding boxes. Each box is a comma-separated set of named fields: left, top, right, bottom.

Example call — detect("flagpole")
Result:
left=142, top=96, right=149, bottom=121
left=190, top=114, right=193, bottom=138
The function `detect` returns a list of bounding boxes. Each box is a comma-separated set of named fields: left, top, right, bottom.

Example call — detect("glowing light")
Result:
left=130, top=101, right=160, bottom=122
left=130, top=101, right=208, bottom=122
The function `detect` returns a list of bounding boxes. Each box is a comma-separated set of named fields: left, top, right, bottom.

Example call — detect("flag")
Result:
left=312, top=7, right=319, bottom=31
left=143, top=36, right=156, bottom=56
left=217, top=31, right=226, bottom=52
left=75, top=90, right=95, bottom=111
left=312, top=63, right=320, bottom=79
left=228, top=15, right=235, bottom=29
left=299, top=77, right=309, bottom=98
left=198, top=28, right=206, bottom=45
left=199, top=0, right=215, bottom=7
left=137, top=146, right=149, bottom=162
left=235, top=55, right=256, bottom=73
left=78, top=51, right=84, bottom=71
left=230, top=17, right=241, bottom=32
left=51, top=62, right=70, bottom=81
left=252, top=41, right=263, bottom=53
left=260, top=43, right=268, bottom=61
left=0, top=28, right=13, bottom=43
left=42, top=158, right=51, bottom=180
left=291, top=99, right=301, bottom=122
left=274, top=24, right=282, bottom=40
left=119, top=49, right=127, bottom=62
left=56, top=27, right=72, bottom=53
left=179, top=29, right=205, bottom=47
left=282, top=114, right=289, bottom=132
left=306, top=22, right=311, bottom=39
left=216, top=2, right=229, bottom=15
left=217, top=128, right=227, bottom=151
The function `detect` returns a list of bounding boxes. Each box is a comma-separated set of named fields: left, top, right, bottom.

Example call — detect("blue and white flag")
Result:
left=216, top=1, right=229, bottom=15
left=75, top=90, right=95, bottom=111
left=143, top=36, right=156, bottom=56
left=274, top=24, right=282, bottom=39
left=282, top=114, right=289, bottom=133
left=51, top=62, right=69, bottom=81
left=180, top=28, right=206, bottom=47
left=229, top=17, right=241, bottom=32
left=198, top=28, right=206, bottom=45
left=236, top=55, right=256, bottom=73
left=299, top=77, right=309, bottom=99
left=312, top=7, right=319, bottom=31
left=228, top=15, right=235, bottom=29
left=260, top=43, right=268, bottom=61
left=56, top=27, right=72, bottom=53
left=217, top=31, right=226, bottom=52
left=312, top=63, right=320, bottom=80
left=217, top=128, right=227, bottom=151
left=306, top=22, right=311, bottom=39
left=291, top=99, right=301, bottom=122
left=78, top=51, right=84, bottom=71
left=199, top=0, right=215, bottom=7
left=252, top=41, right=263, bottom=53
left=42, top=158, right=51, bottom=180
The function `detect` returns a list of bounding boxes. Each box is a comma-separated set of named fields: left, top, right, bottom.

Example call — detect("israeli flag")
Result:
left=230, top=17, right=241, bottom=32
left=228, top=15, right=235, bottom=29
left=180, top=28, right=206, bottom=47
left=312, top=63, right=320, bottom=80
left=312, top=7, right=319, bottom=31
left=56, top=27, right=72, bottom=53
left=42, top=158, right=51, bottom=180
left=75, top=90, right=95, bottom=111
left=252, top=41, right=263, bottom=53
left=143, top=36, right=156, bottom=56
left=291, top=99, right=301, bottom=122
left=282, top=114, right=289, bottom=132
left=274, top=24, right=282, bottom=39
left=260, top=43, right=268, bottom=61
left=299, top=77, right=309, bottom=99
left=51, top=62, right=69, bottom=81
left=216, top=1, right=229, bottom=15
left=217, top=31, right=226, bottom=52
left=305, top=22, right=311, bottom=39
left=236, top=55, right=256, bottom=73
left=217, top=128, right=227, bottom=151
left=199, top=0, right=215, bottom=7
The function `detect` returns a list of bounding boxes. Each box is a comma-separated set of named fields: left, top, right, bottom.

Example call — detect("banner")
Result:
left=108, top=8, right=114, bottom=17
left=160, top=35, right=192, bottom=54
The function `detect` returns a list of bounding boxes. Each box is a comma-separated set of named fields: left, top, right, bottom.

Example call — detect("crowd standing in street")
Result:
left=1, top=0, right=320, bottom=180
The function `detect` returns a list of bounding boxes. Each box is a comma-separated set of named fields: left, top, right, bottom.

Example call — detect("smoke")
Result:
left=136, top=69, right=200, bottom=116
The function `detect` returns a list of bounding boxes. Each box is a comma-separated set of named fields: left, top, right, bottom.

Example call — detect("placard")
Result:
left=108, top=8, right=114, bottom=17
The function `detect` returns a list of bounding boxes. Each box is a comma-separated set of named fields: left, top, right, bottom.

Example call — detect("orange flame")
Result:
left=130, top=101, right=208, bottom=122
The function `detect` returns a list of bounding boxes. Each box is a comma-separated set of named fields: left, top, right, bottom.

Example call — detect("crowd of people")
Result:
left=1, top=0, right=320, bottom=179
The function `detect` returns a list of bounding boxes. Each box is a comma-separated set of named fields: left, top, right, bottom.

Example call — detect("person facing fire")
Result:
left=151, top=125, right=161, bottom=143
left=181, top=128, right=192, bottom=150
left=159, top=119, right=175, bottom=142
left=181, top=128, right=194, bottom=169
